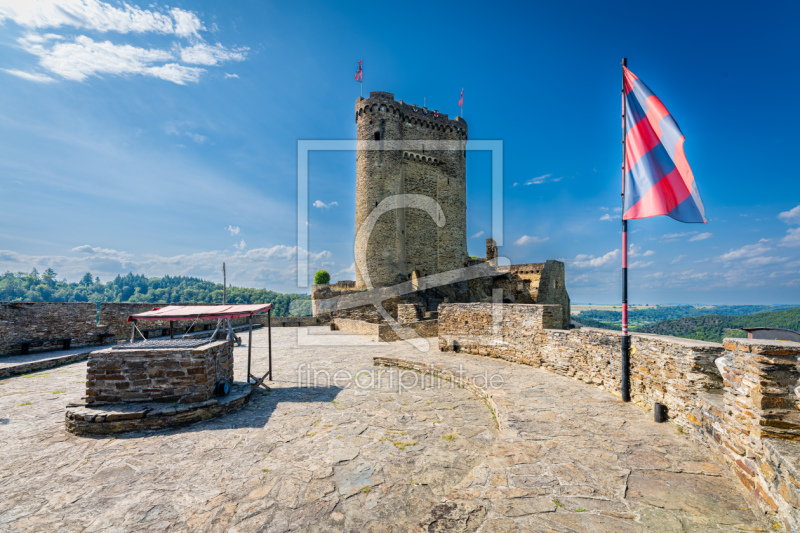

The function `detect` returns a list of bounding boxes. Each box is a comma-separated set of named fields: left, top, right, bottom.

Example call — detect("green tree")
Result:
left=313, top=270, right=331, bottom=285
left=80, top=272, right=94, bottom=286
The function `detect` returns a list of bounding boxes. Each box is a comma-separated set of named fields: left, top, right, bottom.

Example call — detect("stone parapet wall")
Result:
left=0, top=302, right=101, bottom=355
left=331, top=318, right=381, bottom=339
left=438, top=303, right=721, bottom=413
left=0, top=302, right=279, bottom=355
left=437, top=302, right=800, bottom=529
left=85, top=340, right=233, bottom=405
left=333, top=317, right=438, bottom=342
left=258, top=316, right=325, bottom=327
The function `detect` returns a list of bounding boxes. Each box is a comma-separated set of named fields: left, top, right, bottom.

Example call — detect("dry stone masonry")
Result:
left=0, top=302, right=101, bottom=355
left=85, top=340, right=233, bottom=405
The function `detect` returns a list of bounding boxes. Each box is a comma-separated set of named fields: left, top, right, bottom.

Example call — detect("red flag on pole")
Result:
left=354, top=61, right=362, bottom=82
left=458, top=88, right=463, bottom=108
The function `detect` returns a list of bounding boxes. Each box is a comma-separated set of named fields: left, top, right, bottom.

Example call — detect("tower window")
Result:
left=374, top=132, right=381, bottom=141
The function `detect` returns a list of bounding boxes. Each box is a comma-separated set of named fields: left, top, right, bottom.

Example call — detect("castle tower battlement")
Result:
left=354, top=91, right=469, bottom=292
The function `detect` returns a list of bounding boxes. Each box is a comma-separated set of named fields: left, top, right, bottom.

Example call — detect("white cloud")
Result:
left=2, top=68, right=54, bottom=82
left=514, top=235, right=549, bottom=246
left=313, top=200, right=339, bottom=210
left=524, top=173, right=562, bottom=186
left=779, top=205, right=800, bottom=225
left=0, top=243, right=333, bottom=290
left=743, top=256, right=788, bottom=266
left=169, top=7, right=204, bottom=38
left=571, top=249, right=620, bottom=268
left=470, top=231, right=484, bottom=239
left=512, top=182, right=518, bottom=187
left=599, top=207, right=609, bottom=211
left=225, top=225, right=240, bottom=236
left=629, top=260, right=654, bottom=269
left=146, top=63, right=205, bottom=85
left=661, top=231, right=697, bottom=240
left=719, top=240, right=772, bottom=261
left=233, top=239, right=246, bottom=250
left=689, top=232, right=712, bottom=242
left=337, top=263, right=356, bottom=277
left=22, top=35, right=175, bottom=82
left=180, top=43, right=248, bottom=66
left=0, top=0, right=202, bottom=37
left=629, top=245, right=655, bottom=258
left=185, top=131, right=207, bottom=144
left=599, top=214, right=613, bottom=221
left=2, top=3, right=246, bottom=85
left=224, top=73, right=239, bottom=79
left=779, top=228, right=800, bottom=248
left=671, top=255, right=686, bottom=264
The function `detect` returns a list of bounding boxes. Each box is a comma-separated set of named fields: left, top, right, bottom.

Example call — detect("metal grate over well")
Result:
left=111, top=338, right=215, bottom=350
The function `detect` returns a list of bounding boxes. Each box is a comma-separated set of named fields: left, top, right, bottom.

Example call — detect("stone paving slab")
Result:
left=0, top=328, right=496, bottom=532
left=374, top=349, right=777, bottom=532
left=0, top=327, right=780, bottom=531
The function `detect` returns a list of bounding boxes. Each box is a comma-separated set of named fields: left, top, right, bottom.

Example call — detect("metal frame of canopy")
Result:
left=126, top=304, right=273, bottom=387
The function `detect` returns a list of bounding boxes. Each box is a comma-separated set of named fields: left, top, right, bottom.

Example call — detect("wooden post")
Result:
left=169, top=320, right=174, bottom=339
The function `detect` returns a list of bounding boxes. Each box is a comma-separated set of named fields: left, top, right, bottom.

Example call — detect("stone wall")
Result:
left=437, top=302, right=800, bottom=529
left=0, top=302, right=101, bottom=355
left=85, top=340, right=233, bottom=405
left=438, top=303, right=721, bottom=413
left=333, top=317, right=438, bottom=342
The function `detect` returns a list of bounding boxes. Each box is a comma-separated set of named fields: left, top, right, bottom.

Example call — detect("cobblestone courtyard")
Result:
left=0, top=328, right=775, bottom=531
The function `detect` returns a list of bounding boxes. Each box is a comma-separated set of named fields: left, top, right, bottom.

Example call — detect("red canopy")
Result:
left=127, top=304, right=273, bottom=322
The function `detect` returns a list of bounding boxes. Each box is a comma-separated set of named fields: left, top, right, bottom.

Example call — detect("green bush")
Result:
left=313, top=270, right=331, bottom=285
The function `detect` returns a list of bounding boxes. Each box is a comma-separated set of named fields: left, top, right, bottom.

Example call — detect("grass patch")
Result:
left=576, top=508, right=586, bottom=513
left=361, top=487, right=371, bottom=494
left=552, top=499, right=563, bottom=508
left=379, top=436, right=418, bottom=450
left=441, top=433, right=456, bottom=442
left=484, top=400, right=499, bottom=428
left=262, top=469, right=270, bottom=473
left=53, top=390, right=66, bottom=394
left=18, top=402, right=32, bottom=406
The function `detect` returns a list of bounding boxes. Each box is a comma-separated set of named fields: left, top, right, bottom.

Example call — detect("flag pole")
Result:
left=620, top=57, right=631, bottom=403
left=361, top=61, right=363, bottom=98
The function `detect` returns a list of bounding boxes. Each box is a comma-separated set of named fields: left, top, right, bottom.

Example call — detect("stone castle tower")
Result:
left=354, top=92, right=469, bottom=291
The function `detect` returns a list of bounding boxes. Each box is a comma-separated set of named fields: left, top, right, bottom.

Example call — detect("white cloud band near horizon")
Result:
left=0, top=244, right=334, bottom=292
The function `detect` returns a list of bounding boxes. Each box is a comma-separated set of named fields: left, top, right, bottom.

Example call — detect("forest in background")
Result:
left=0, top=270, right=312, bottom=317
left=572, top=305, right=800, bottom=343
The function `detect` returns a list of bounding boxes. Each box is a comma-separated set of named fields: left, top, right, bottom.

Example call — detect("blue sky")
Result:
left=0, top=0, right=798, bottom=304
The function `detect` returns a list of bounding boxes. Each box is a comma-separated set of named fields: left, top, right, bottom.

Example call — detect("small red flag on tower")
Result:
left=354, top=61, right=362, bottom=82
left=458, top=88, right=463, bottom=108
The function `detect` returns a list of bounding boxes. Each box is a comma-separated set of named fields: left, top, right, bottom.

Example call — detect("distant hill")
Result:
left=637, top=308, right=800, bottom=343
left=572, top=305, right=799, bottom=332
left=0, top=270, right=312, bottom=317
